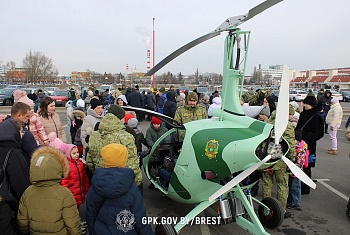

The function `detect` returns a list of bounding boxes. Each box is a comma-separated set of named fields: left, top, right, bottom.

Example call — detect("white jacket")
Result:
left=326, top=103, right=343, bottom=127
left=208, top=97, right=222, bottom=118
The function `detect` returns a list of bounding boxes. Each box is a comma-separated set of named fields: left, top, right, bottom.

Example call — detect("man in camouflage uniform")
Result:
left=174, top=92, right=207, bottom=124
left=262, top=105, right=296, bottom=218
left=174, top=92, right=208, bottom=141
left=248, top=89, right=271, bottom=106
left=86, top=104, right=142, bottom=187
left=242, top=89, right=254, bottom=103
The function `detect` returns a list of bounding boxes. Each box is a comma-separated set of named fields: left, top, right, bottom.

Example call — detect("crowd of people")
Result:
left=0, top=84, right=344, bottom=234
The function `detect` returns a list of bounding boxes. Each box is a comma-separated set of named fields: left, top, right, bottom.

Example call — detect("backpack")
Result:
left=107, top=93, right=115, bottom=104
left=0, top=149, right=19, bottom=205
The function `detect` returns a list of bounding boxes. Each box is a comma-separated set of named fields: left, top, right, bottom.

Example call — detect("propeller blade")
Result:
left=209, top=155, right=272, bottom=202
left=282, top=156, right=316, bottom=189
left=144, top=32, right=220, bottom=76
left=274, top=65, right=289, bottom=144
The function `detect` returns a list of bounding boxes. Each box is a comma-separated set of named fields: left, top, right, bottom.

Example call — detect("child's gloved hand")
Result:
left=308, top=154, right=316, bottom=163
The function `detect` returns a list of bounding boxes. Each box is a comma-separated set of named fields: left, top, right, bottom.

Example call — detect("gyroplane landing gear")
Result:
left=258, top=197, right=284, bottom=229
left=155, top=224, right=177, bottom=235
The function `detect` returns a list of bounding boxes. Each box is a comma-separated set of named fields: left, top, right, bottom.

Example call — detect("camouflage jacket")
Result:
left=266, top=111, right=296, bottom=170
left=174, top=104, right=207, bottom=124
left=248, top=90, right=271, bottom=106
left=242, top=91, right=254, bottom=103
left=86, top=113, right=142, bottom=186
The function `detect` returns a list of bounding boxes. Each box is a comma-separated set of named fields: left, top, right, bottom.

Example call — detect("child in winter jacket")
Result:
left=60, top=144, right=90, bottom=209
left=70, top=108, right=86, bottom=155
left=49, top=133, right=90, bottom=208
left=127, top=118, right=148, bottom=153
left=145, top=116, right=168, bottom=147
left=14, top=89, right=49, bottom=146
left=60, top=141, right=90, bottom=234
left=288, top=140, right=309, bottom=211
left=17, top=147, right=81, bottom=235
left=86, top=143, right=154, bottom=235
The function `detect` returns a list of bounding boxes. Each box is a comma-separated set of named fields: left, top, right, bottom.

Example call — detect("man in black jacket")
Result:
left=3, top=102, right=39, bottom=163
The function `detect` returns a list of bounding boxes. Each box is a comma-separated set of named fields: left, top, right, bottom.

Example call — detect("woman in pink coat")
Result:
left=13, top=90, right=49, bottom=146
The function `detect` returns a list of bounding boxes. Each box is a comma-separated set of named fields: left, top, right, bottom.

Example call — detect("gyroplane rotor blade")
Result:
left=242, top=0, right=283, bottom=23
left=213, top=0, right=283, bottom=33
left=144, top=32, right=220, bottom=76
left=145, top=0, right=284, bottom=77
left=209, top=155, right=272, bottom=202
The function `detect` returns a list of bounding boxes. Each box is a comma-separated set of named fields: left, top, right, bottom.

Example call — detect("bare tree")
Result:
left=6, top=61, right=16, bottom=70
left=23, top=50, right=58, bottom=84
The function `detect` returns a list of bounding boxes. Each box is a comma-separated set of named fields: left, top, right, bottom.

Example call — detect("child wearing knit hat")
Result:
left=59, top=142, right=90, bottom=233
left=145, top=117, right=168, bottom=147
left=86, top=143, right=154, bottom=235
left=14, top=89, right=49, bottom=146
left=127, top=118, right=148, bottom=153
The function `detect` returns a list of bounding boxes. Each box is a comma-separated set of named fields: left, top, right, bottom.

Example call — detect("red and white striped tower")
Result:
left=151, top=17, right=156, bottom=89
left=147, top=49, right=151, bottom=71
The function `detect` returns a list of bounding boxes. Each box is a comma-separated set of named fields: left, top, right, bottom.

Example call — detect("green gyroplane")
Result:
left=126, top=1, right=316, bottom=234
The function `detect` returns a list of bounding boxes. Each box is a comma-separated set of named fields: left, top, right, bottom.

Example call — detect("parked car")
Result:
left=5, top=84, right=26, bottom=89
left=289, top=90, right=307, bottom=101
left=99, top=84, right=115, bottom=92
left=178, top=86, right=190, bottom=94
left=50, top=90, right=68, bottom=106
left=340, top=91, right=350, bottom=102
left=330, top=90, right=343, bottom=101
left=45, top=87, right=59, bottom=95
left=270, top=90, right=280, bottom=102
left=0, top=88, right=16, bottom=106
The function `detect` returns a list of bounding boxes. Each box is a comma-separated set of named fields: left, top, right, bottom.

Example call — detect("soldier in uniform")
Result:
left=248, top=89, right=271, bottom=106
left=174, top=92, right=208, bottom=141
left=242, top=89, right=254, bottom=103
left=262, top=105, right=296, bottom=219
left=86, top=104, right=142, bottom=191
left=174, top=92, right=207, bottom=124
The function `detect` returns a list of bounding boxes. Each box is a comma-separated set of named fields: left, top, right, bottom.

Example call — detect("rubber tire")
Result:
left=346, top=209, right=350, bottom=220
left=292, top=97, right=296, bottom=101
left=4, top=99, right=11, bottom=106
left=155, top=224, right=177, bottom=235
left=258, top=197, right=284, bottom=229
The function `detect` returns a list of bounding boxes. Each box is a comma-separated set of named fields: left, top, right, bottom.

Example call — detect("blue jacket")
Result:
left=157, top=93, right=167, bottom=114
left=86, top=167, right=154, bottom=235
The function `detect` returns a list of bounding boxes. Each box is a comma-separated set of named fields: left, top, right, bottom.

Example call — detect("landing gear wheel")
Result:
left=346, top=209, right=350, bottom=220
left=258, top=197, right=284, bottom=229
left=155, top=224, right=177, bottom=235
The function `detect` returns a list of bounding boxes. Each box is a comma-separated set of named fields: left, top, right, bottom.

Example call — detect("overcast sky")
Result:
left=1, top=0, right=349, bottom=76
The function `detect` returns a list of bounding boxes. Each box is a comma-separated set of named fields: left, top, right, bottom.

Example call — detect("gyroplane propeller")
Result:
left=124, top=0, right=316, bottom=234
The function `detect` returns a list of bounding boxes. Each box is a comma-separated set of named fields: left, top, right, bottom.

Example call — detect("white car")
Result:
left=289, top=90, right=307, bottom=101
left=45, top=87, right=59, bottom=95
left=330, top=90, right=343, bottom=101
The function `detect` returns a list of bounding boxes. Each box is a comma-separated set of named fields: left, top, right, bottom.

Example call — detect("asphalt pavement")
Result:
left=2, top=104, right=350, bottom=235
